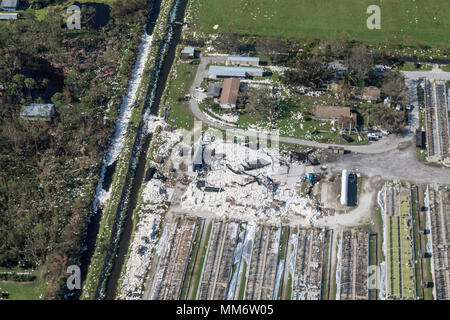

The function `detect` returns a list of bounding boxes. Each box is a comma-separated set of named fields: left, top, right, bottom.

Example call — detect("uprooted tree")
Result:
left=381, top=70, right=407, bottom=105
left=344, top=44, right=374, bottom=84
left=281, top=53, right=332, bottom=89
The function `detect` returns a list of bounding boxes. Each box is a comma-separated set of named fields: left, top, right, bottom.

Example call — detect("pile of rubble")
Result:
left=179, top=138, right=320, bottom=224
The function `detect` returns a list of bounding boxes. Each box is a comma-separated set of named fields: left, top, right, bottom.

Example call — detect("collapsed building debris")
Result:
left=176, top=138, right=321, bottom=224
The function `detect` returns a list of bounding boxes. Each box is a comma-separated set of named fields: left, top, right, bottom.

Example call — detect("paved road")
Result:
left=190, top=56, right=415, bottom=154
left=189, top=56, right=450, bottom=184
left=402, top=67, right=450, bottom=81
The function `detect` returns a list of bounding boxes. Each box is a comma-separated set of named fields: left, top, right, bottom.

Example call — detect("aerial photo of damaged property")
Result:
left=0, top=0, right=449, bottom=302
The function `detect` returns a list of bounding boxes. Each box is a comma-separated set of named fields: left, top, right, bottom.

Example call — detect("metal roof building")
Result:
left=20, top=104, right=55, bottom=121
left=1, top=0, right=18, bottom=11
left=226, top=56, right=260, bottom=66
left=208, top=66, right=263, bottom=79
left=0, top=12, right=17, bottom=19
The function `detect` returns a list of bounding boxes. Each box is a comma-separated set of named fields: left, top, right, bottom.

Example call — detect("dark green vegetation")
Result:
left=0, top=0, right=149, bottom=298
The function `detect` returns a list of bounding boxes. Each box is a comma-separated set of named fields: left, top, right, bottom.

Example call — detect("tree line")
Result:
left=0, top=0, right=150, bottom=298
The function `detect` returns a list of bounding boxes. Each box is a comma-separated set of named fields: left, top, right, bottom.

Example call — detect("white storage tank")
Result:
left=341, top=169, right=349, bottom=206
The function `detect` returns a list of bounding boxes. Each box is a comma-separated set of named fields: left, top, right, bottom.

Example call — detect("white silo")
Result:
left=341, top=169, right=349, bottom=206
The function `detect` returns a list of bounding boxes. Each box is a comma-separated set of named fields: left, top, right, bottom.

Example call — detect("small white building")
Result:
left=340, top=169, right=349, bottom=206
left=0, top=11, right=17, bottom=19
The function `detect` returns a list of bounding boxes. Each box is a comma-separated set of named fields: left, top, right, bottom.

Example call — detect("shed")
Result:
left=180, top=46, right=195, bottom=59
left=226, top=55, right=260, bottom=67
left=220, top=78, right=240, bottom=109
left=0, top=12, right=17, bottom=19
left=1, top=0, right=18, bottom=11
left=416, top=130, right=425, bottom=149
left=312, top=106, right=351, bottom=120
left=208, top=66, right=263, bottom=79
left=20, top=103, right=55, bottom=121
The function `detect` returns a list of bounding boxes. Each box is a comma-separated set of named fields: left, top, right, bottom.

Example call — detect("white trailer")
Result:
left=341, top=169, right=349, bottom=206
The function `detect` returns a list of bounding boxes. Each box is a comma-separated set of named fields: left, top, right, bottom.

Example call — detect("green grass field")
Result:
left=191, top=0, right=450, bottom=47
left=165, top=61, right=198, bottom=130
left=0, top=278, right=45, bottom=300
left=386, top=192, right=416, bottom=299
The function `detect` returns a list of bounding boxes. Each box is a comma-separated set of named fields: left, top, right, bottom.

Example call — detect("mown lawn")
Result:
left=235, top=96, right=368, bottom=145
left=0, top=277, right=45, bottom=300
left=192, top=0, right=450, bottom=47
left=165, top=61, right=199, bottom=130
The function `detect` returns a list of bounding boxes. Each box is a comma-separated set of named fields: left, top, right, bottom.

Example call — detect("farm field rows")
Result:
left=291, top=228, right=327, bottom=300
left=384, top=184, right=416, bottom=299
left=338, top=230, right=370, bottom=300
left=427, top=185, right=450, bottom=300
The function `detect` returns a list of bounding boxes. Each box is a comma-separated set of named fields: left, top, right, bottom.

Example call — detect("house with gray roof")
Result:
left=20, top=104, right=55, bottom=122
left=206, top=82, right=222, bottom=98
left=208, top=66, right=263, bottom=79
left=1, top=0, right=18, bottom=12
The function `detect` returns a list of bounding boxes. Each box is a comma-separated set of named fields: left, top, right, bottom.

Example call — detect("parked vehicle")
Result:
left=341, top=134, right=354, bottom=143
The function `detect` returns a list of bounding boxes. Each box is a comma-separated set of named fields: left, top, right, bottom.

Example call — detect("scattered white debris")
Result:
left=92, top=30, right=154, bottom=209
left=179, top=138, right=320, bottom=225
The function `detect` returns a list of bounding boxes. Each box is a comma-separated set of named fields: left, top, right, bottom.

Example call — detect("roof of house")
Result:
left=1, top=0, right=18, bottom=8
left=220, top=78, right=240, bottom=105
left=208, top=66, right=263, bottom=78
left=182, top=46, right=195, bottom=54
left=227, top=56, right=260, bottom=63
left=0, top=12, right=17, bottom=19
left=207, top=82, right=222, bottom=97
left=362, top=86, right=381, bottom=98
left=20, top=104, right=54, bottom=120
left=312, top=106, right=351, bottom=119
